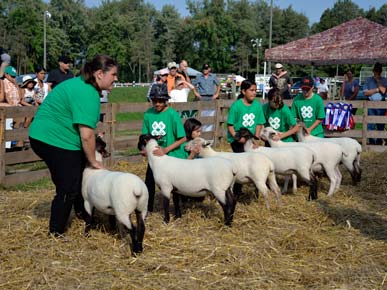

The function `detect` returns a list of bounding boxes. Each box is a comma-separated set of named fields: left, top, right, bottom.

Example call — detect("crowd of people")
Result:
left=0, top=50, right=385, bottom=237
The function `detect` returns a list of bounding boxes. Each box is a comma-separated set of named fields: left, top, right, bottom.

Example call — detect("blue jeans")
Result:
left=367, top=108, right=386, bottom=145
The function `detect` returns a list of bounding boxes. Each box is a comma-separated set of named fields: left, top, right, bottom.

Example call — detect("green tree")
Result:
left=311, top=0, right=364, bottom=33
left=1, top=0, right=46, bottom=73
left=47, top=0, right=89, bottom=70
left=185, top=0, right=237, bottom=72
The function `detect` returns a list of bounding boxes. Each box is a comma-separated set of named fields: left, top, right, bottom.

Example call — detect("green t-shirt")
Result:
left=291, top=93, right=325, bottom=137
left=262, top=103, right=297, bottom=142
left=29, top=76, right=100, bottom=150
left=227, top=98, right=266, bottom=143
left=142, top=106, right=187, bottom=158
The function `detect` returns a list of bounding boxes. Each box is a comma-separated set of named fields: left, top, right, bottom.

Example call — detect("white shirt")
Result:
left=318, top=83, right=329, bottom=93
left=169, top=88, right=191, bottom=102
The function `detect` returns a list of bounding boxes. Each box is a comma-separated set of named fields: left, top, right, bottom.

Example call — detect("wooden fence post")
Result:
left=361, top=100, right=368, bottom=150
left=213, top=100, right=221, bottom=147
left=0, top=108, right=5, bottom=185
left=109, top=103, right=117, bottom=167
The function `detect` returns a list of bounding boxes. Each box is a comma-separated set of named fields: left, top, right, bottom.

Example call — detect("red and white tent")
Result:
left=265, top=17, right=387, bottom=65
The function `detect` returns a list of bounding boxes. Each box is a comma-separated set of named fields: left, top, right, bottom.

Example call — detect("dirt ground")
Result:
left=0, top=151, right=386, bottom=290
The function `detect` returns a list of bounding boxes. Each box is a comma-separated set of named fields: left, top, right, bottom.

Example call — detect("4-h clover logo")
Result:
left=269, top=117, right=281, bottom=129
left=242, top=113, right=255, bottom=127
left=151, top=121, right=166, bottom=136
left=301, top=106, right=313, bottom=119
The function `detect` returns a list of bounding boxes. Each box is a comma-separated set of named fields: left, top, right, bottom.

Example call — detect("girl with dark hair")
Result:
left=183, top=118, right=202, bottom=160
left=227, top=79, right=265, bottom=195
left=263, top=88, right=299, bottom=142
left=34, top=65, right=50, bottom=105
left=29, top=54, right=118, bottom=236
left=184, top=118, right=202, bottom=140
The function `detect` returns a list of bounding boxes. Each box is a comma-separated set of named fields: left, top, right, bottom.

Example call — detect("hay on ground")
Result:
left=0, top=148, right=386, bottom=290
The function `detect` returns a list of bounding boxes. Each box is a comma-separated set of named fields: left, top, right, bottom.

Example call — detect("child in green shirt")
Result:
left=291, top=76, right=325, bottom=137
left=263, top=88, right=299, bottom=142
left=227, top=79, right=266, bottom=195
left=141, top=83, right=186, bottom=212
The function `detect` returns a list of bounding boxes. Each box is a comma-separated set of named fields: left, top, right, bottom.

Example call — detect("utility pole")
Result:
left=43, top=11, right=51, bottom=69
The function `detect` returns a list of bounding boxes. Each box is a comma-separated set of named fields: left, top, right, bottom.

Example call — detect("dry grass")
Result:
left=0, top=148, right=386, bottom=290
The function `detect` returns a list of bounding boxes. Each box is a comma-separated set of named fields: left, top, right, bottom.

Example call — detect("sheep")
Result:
left=185, top=137, right=281, bottom=209
left=82, top=136, right=149, bottom=254
left=243, top=137, right=317, bottom=195
left=296, top=122, right=362, bottom=184
left=260, top=127, right=345, bottom=199
left=234, top=127, right=317, bottom=195
left=139, top=135, right=237, bottom=226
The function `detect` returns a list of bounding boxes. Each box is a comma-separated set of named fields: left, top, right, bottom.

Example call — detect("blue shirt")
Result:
left=363, top=76, right=387, bottom=101
left=343, top=79, right=359, bottom=99
left=192, top=73, right=220, bottom=96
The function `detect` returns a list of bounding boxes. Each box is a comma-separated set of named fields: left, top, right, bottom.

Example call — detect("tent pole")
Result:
left=336, top=65, right=340, bottom=101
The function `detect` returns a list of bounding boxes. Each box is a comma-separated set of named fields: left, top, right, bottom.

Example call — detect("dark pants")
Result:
left=30, top=137, right=87, bottom=234
left=145, top=164, right=156, bottom=212
left=230, top=140, right=245, bottom=195
left=367, top=108, right=386, bottom=145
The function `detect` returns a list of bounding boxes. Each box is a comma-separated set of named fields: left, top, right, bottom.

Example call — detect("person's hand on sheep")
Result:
left=272, top=133, right=283, bottom=141
left=236, top=136, right=246, bottom=144
left=152, top=146, right=166, bottom=156
left=90, top=160, right=104, bottom=169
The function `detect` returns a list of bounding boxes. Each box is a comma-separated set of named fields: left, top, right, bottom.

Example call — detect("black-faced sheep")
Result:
left=82, top=136, right=148, bottom=254
left=138, top=134, right=237, bottom=226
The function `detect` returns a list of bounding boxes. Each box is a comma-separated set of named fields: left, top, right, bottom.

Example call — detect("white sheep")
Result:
left=185, top=137, right=281, bottom=209
left=244, top=138, right=317, bottom=195
left=142, top=137, right=237, bottom=226
left=296, top=122, right=362, bottom=184
left=82, top=136, right=149, bottom=254
left=260, top=127, right=344, bottom=199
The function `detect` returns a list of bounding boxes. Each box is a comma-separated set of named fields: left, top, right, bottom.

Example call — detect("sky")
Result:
left=84, top=0, right=385, bottom=24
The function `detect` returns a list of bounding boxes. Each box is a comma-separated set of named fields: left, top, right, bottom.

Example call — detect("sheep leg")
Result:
left=84, top=207, right=95, bottom=237
left=282, top=175, right=290, bottom=194
left=267, top=172, right=281, bottom=204
left=334, top=166, right=342, bottom=192
left=108, top=215, right=117, bottom=230
left=163, top=196, right=171, bottom=224
left=130, top=210, right=145, bottom=254
left=352, top=157, right=362, bottom=184
left=292, top=174, right=298, bottom=194
left=117, top=221, right=129, bottom=240
left=325, top=168, right=338, bottom=197
left=308, top=175, right=318, bottom=200
left=219, top=188, right=236, bottom=226
left=172, top=191, right=182, bottom=219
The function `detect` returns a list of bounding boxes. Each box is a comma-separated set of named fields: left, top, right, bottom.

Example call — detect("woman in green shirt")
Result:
left=29, top=54, right=118, bottom=236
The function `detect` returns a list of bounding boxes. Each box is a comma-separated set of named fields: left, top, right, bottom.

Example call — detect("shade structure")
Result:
left=154, top=67, right=201, bottom=76
left=265, top=17, right=387, bottom=65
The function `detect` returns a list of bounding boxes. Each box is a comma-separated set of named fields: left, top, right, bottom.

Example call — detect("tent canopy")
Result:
left=265, top=17, right=387, bottom=65
left=154, top=67, right=201, bottom=76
